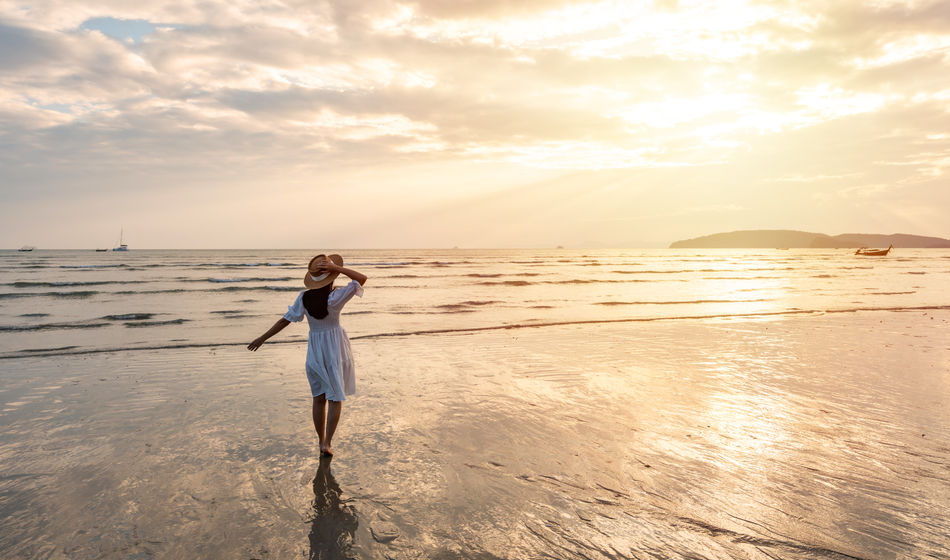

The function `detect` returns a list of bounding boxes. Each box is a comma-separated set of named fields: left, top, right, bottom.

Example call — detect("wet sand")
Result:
left=1, top=310, right=949, bottom=559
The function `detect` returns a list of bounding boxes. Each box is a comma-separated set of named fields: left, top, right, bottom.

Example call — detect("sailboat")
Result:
left=112, top=228, right=129, bottom=252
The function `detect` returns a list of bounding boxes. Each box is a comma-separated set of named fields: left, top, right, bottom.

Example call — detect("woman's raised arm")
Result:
left=325, top=263, right=367, bottom=286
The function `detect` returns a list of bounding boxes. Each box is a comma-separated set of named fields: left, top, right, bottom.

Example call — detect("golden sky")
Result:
left=1, top=0, right=949, bottom=248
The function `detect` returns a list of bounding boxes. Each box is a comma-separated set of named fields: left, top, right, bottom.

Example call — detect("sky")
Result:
left=1, top=0, right=949, bottom=249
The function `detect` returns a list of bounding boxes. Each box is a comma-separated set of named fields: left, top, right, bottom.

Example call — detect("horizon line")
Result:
left=5, top=246, right=950, bottom=251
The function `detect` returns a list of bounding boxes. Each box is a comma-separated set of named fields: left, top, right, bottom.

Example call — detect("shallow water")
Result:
left=1, top=248, right=948, bottom=358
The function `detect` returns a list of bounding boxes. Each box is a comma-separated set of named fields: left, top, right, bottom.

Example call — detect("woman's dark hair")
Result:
left=302, top=284, right=334, bottom=319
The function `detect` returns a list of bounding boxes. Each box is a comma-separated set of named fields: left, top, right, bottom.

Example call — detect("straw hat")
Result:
left=304, top=253, right=344, bottom=289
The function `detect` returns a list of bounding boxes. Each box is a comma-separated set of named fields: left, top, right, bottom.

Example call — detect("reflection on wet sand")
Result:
left=309, top=456, right=358, bottom=559
left=0, top=309, right=948, bottom=558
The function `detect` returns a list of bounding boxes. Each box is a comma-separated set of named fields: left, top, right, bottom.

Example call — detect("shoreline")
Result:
left=3, top=303, right=950, bottom=360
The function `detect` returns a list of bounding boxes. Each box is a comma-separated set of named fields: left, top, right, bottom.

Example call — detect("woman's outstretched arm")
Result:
left=248, top=318, right=290, bottom=351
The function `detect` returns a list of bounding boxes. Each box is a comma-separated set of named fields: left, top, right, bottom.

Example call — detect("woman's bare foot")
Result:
left=320, top=445, right=333, bottom=457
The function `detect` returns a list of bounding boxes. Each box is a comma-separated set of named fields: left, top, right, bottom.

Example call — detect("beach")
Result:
left=8, top=1, right=950, bottom=557
left=2, top=306, right=948, bottom=559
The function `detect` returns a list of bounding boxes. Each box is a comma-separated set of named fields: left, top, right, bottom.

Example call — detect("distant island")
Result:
left=670, top=230, right=950, bottom=249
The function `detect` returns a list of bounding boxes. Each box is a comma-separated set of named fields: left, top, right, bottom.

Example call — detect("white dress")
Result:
left=283, top=280, right=364, bottom=401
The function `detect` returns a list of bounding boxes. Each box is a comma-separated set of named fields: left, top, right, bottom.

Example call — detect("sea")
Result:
left=2, top=248, right=948, bottom=359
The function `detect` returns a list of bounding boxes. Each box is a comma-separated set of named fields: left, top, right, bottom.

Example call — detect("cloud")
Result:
left=2, top=0, right=950, bottom=246
left=408, top=0, right=585, bottom=19
left=0, top=23, right=69, bottom=71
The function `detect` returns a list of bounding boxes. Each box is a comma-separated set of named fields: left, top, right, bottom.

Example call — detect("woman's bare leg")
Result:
left=323, top=400, right=342, bottom=456
left=312, top=395, right=327, bottom=448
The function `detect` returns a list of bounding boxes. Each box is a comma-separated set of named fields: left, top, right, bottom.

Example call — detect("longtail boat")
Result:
left=855, top=244, right=892, bottom=256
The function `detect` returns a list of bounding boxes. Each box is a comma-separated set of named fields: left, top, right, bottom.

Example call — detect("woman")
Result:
left=248, top=254, right=367, bottom=456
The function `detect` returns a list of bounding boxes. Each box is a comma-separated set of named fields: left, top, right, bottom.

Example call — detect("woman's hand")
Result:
left=247, top=318, right=290, bottom=352
left=247, top=336, right=265, bottom=351
left=312, top=258, right=337, bottom=274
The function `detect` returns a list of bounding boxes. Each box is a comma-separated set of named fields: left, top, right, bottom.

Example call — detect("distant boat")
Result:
left=112, top=229, right=129, bottom=252
left=855, top=244, right=892, bottom=256
left=95, top=248, right=108, bottom=252
left=18, top=246, right=35, bottom=252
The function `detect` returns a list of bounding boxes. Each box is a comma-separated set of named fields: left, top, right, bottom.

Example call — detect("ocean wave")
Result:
left=115, top=289, right=189, bottom=295
left=596, top=298, right=775, bottom=306
left=434, top=300, right=500, bottom=311
left=214, top=285, right=300, bottom=292
left=0, top=321, right=109, bottom=332
left=54, top=291, right=99, bottom=298
left=2, top=290, right=103, bottom=299
left=205, top=277, right=295, bottom=283
left=112, top=286, right=299, bottom=296
left=613, top=269, right=688, bottom=274
left=703, top=276, right=780, bottom=280
left=430, top=305, right=478, bottom=313
left=156, top=262, right=298, bottom=270
left=383, top=309, right=474, bottom=315
left=546, top=279, right=631, bottom=284
left=60, top=264, right=129, bottom=269
left=870, top=291, right=916, bottom=295
left=547, top=279, right=599, bottom=284
left=19, top=313, right=49, bottom=317
left=123, top=318, right=189, bottom=328
left=465, top=273, right=542, bottom=278
left=352, top=261, right=415, bottom=267
left=102, top=313, right=156, bottom=321
left=213, top=262, right=297, bottom=268
left=8, top=280, right=147, bottom=288
left=211, top=309, right=265, bottom=319
left=474, top=279, right=634, bottom=286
